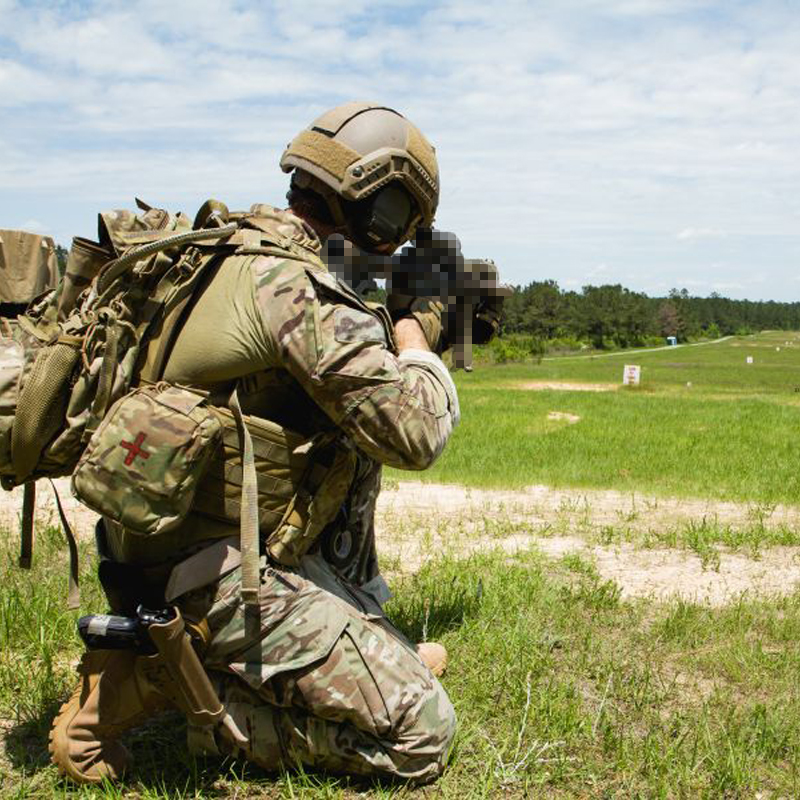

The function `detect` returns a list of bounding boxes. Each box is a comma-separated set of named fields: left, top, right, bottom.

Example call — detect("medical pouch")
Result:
left=72, top=384, right=222, bottom=535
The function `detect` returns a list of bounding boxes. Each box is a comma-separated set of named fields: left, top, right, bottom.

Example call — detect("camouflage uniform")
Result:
left=103, top=206, right=459, bottom=781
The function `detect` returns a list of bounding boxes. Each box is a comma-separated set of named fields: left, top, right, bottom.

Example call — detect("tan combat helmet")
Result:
left=280, top=101, right=438, bottom=249
left=0, top=229, right=59, bottom=306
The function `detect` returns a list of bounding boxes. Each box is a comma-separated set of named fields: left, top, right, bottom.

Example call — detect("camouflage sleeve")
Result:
left=251, top=255, right=459, bottom=470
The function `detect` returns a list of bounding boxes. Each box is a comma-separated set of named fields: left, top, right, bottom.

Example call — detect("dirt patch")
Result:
left=376, top=482, right=800, bottom=605
left=5, top=478, right=800, bottom=606
left=547, top=411, right=581, bottom=424
left=375, top=514, right=800, bottom=606
left=377, top=481, right=800, bottom=532
left=515, top=381, right=618, bottom=392
left=0, top=478, right=98, bottom=540
left=537, top=536, right=800, bottom=606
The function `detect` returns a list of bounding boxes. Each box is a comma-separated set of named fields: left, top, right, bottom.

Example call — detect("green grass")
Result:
left=4, top=330, right=800, bottom=797
left=5, top=532, right=800, bottom=798
left=388, top=331, right=800, bottom=503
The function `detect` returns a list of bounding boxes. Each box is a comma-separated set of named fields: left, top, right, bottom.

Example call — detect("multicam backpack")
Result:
left=1, top=201, right=214, bottom=487
left=0, top=199, right=337, bottom=606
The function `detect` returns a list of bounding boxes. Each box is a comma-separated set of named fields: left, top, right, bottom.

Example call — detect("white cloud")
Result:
left=676, top=228, right=727, bottom=241
left=0, top=58, right=59, bottom=104
left=18, top=219, right=45, bottom=232
left=586, top=263, right=610, bottom=279
left=1, top=1, right=799, bottom=300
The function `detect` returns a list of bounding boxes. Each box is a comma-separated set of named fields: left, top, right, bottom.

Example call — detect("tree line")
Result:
left=501, top=282, right=800, bottom=349
left=54, top=245, right=796, bottom=350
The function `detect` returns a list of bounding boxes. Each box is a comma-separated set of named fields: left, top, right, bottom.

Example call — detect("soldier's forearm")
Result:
left=394, top=317, right=430, bottom=353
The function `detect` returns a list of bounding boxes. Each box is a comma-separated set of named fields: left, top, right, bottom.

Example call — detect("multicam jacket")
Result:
left=103, top=205, right=459, bottom=592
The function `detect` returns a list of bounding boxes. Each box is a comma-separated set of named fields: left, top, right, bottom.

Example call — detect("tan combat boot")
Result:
left=416, top=642, right=448, bottom=677
left=49, top=649, right=173, bottom=784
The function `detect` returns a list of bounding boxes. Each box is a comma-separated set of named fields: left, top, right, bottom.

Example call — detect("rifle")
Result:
left=322, top=230, right=511, bottom=370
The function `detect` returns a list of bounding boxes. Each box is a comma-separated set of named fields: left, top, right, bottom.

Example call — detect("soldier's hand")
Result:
left=473, top=296, right=503, bottom=345
left=386, top=294, right=446, bottom=353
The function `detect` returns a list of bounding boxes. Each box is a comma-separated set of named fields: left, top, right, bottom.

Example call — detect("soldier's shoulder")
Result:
left=240, top=203, right=324, bottom=288
left=244, top=204, right=321, bottom=254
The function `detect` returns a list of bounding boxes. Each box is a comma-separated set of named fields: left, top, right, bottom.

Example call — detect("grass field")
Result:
left=388, top=331, right=800, bottom=503
left=3, top=331, right=800, bottom=798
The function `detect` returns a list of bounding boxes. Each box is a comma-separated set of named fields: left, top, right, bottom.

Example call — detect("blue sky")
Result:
left=1, top=0, right=798, bottom=300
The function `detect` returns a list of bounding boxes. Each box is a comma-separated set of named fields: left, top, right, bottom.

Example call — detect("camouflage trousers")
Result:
left=178, top=553, right=456, bottom=784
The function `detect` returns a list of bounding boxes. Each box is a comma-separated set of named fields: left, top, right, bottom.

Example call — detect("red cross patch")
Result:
left=120, top=432, right=150, bottom=466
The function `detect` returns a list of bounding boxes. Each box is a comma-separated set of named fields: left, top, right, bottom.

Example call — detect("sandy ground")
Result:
left=546, top=411, right=581, bottom=424
left=376, top=482, right=800, bottom=606
left=0, top=478, right=98, bottom=542
left=377, top=481, right=800, bottom=531
left=4, top=478, right=800, bottom=607
left=514, top=381, right=618, bottom=392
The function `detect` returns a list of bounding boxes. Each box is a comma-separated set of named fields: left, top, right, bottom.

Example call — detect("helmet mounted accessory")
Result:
left=346, top=183, right=417, bottom=252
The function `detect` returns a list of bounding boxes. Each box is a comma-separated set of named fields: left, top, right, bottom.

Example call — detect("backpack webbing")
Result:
left=11, top=337, right=81, bottom=484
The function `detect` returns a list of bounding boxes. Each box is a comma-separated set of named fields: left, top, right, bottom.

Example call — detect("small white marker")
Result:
left=746, top=356, right=754, bottom=364
left=623, top=364, right=641, bottom=385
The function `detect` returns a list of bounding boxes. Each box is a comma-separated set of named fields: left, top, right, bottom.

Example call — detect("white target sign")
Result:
left=623, top=364, right=641, bottom=386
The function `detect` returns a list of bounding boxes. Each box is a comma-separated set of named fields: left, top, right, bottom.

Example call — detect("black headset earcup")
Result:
left=346, top=184, right=415, bottom=250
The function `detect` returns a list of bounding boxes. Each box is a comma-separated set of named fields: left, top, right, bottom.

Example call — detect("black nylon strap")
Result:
left=19, top=481, right=34, bottom=569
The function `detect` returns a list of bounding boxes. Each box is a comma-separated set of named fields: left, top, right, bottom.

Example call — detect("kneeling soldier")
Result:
left=50, top=101, right=458, bottom=784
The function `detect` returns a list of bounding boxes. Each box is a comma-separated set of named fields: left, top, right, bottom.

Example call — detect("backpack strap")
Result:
left=18, top=480, right=80, bottom=609
left=83, top=233, right=236, bottom=436
left=147, top=251, right=227, bottom=382
left=94, top=222, right=237, bottom=297
left=49, top=479, right=80, bottom=610
left=19, top=481, right=34, bottom=569
left=228, top=388, right=260, bottom=610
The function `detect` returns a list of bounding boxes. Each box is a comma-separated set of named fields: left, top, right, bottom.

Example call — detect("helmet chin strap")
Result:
left=326, top=194, right=349, bottom=230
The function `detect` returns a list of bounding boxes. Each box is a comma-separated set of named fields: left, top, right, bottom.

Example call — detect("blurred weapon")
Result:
left=322, top=230, right=511, bottom=370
